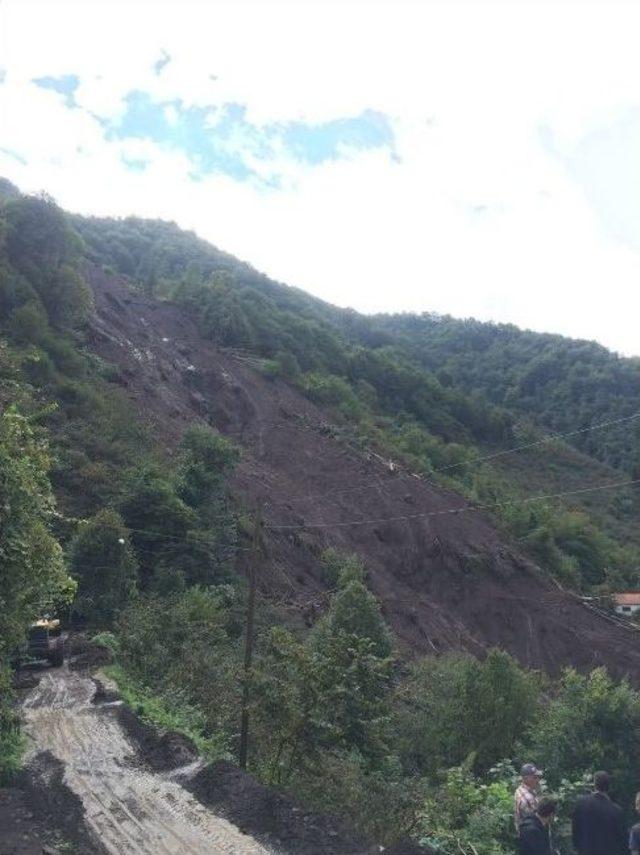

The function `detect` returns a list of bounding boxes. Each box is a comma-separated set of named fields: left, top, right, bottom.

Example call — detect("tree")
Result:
left=395, top=650, right=541, bottom=778
left=117, top=586, right=241, bottom=755
left=527, top=667, right=640, bottom=805
left=9, top=301, right=49, bottom=344
left=174, top=426, right=240, bottom=586
left=4, top=194, right=92, bottom=329
left=0, top=408, right=76, bottom=661
left=310, top=573, right=393, bottom=661
left=177, top=424, right=240, bottom=514
left=70, top=509, right=138, bottom=625
left=119, top=466, right=197, bottom=585
left=254, top=556, right=394, bottom=782
left=0, top=407, right=76, bottom=782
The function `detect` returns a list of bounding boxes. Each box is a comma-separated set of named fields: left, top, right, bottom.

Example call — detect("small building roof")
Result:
left=614, top=593, right=640, bottom=606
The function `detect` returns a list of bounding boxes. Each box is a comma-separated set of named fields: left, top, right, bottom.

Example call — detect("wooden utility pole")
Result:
left=239, top=503, right=263, bottom=770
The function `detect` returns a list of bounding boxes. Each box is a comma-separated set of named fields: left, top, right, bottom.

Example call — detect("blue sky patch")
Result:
left=280, top=111, right=394, bottom=165
left=105, top=91, right=395, bottom=183
left=33, top=74, right=80, bottom=107
left=108, top=91, right=254, bottom=180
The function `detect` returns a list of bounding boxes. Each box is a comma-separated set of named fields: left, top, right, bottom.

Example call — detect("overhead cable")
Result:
left=268, top=476, right=640, bottom=531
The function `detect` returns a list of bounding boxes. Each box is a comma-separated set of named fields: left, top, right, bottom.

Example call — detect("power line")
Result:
left=55, top=514, right=246, bottom=548
left=268, top=476, right=640, bottom=532
left=434, top=411, right=640, bottom=473
left=268, top=410, right=640, bottom=509
left=54, top=411, right=640, bottom=543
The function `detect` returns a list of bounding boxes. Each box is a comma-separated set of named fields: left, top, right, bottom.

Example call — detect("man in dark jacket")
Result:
left=572, top=771, right=627, bottom=855
left=518, top=798, right=556, bottom=855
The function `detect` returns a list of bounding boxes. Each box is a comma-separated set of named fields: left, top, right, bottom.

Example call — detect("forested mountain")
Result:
left=372, top=313, right=640, bottom=474
left=2, top=180, right=640, bottom=853
left=0, top=176, right=637, bottom=589
left=72, top=213, right=513, bottom=447
left=68, top=203, right=640, bottom=586
left=72, top=208, right=640, bottom=471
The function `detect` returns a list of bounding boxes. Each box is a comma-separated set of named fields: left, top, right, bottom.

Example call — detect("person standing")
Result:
left=518, top=799, right=557, bottom=855
left=572, top=770, right=627, bottom=855
left=515, top=763, right=543, bottom=830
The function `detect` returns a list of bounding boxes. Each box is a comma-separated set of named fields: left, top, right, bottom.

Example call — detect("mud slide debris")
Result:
left=22, top=668, right=272, bottom=855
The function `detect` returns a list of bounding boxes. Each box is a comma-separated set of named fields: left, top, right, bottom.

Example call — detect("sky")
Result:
left=1, top=0, right=639, bottom=357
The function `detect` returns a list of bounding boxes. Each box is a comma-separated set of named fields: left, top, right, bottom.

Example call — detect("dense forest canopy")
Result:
left=372, top=313, right=640, bottom=474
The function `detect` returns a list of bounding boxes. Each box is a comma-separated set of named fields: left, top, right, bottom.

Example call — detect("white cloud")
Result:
left=1, top=0, right=639, bottom=356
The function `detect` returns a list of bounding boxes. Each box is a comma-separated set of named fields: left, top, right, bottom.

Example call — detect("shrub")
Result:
left=70, top=509, right=138, bottom=625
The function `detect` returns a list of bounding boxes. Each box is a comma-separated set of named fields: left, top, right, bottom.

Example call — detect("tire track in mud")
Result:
left=23, top=668, right=273, bottom=854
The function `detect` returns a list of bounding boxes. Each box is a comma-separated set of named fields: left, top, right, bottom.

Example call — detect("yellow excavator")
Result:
left=17, top=618, right=66, bottom=668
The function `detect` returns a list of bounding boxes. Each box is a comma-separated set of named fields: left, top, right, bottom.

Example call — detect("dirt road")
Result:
left=22, top=668, right=272, bottom=854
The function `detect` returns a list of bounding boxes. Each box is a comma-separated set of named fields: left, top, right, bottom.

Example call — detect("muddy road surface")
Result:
left=22, top=668, right=272, bottom=854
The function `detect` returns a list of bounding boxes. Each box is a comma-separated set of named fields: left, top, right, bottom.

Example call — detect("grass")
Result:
left=0, top=664, right=25, bottom=786
left=103, top=664, right=231, bottom=761
left=0, top=726, right=25, bottom=786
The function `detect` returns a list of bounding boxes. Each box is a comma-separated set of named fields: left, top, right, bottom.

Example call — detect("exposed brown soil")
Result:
left=9, top=665, right=425, bottom=854
left=116, top=703, right=200, bottom=772
left=20, top=668, right=269, bottom=854
left=188, top=760, right=426, bottom=855
left=0, top=786, right=53, bottom=855
left=15, top=752, right=99, bottom=853
left=84, top=265, right=640, bottom=681
left=0, top=751, right=99, bottom=855
left=67, top=643, right=114, bottom=672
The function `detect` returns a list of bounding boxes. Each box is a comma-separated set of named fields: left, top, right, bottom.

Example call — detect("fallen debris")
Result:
left=188, top=760, right=428, bottom=855
left=20, top=668, right=269, bottom=854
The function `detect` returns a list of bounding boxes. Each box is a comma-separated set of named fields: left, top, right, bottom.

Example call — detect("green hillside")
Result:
left=71, top=205, right=640, bottom=590
left=372, top=312, right=640, bottom=474
left=1, top=180, right=637, bottom=590
left=2, top=182, right=640, bottom=852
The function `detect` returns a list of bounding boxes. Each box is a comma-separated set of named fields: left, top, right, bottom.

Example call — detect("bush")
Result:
left=0, top=667, right=23, bottom=786
left=289, top=750, right=428, bottom=846
left=10, top=301, right=49, bottom=344
left=418, top=763, right=514, bottom=855
left=70, top=509, right=138, bottom=625
left=21, top=349, right=56, bottom=386
left=395, top=650, right=541, bottom=778
left=117, top=587, right=242, bottom=751
left=91, top=631, right=120, bottom=656
left=527, top=667, right=640, bottom=807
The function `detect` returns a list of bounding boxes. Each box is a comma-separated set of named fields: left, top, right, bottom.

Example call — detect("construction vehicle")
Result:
left=16, top=618, right=66, bottom=668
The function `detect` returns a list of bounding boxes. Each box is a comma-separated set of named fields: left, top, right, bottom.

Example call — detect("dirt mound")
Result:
left=0, top=786, right=44, bottom=855
left=68, top=639, right=114, bottom=672
left=11, top=668, right=41, bottom=692
left=188, top=760, right=428, bottom=854
left=22, top=670, right=269, bottom=854
left=14, top=751, right=101, bottom=853
left=116, top=704, right=199, bottom=771
left=85, top=266, right=640, bottom=682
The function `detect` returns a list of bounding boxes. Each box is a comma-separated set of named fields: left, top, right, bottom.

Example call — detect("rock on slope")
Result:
left=86, top=265, right=640, bottom=680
